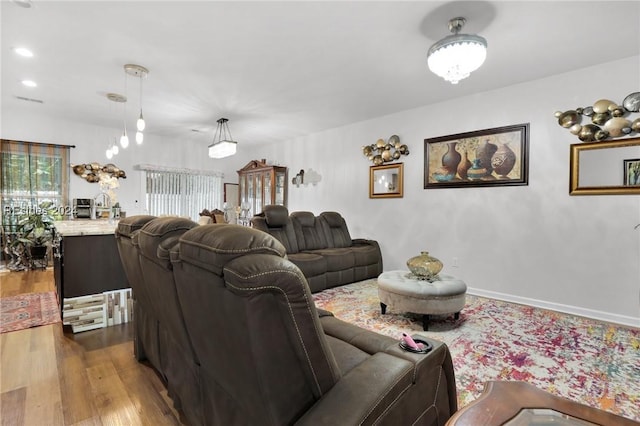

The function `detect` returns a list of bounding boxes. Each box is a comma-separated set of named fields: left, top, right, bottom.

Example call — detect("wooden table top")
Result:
left=446, top=381, right=639, bottom=426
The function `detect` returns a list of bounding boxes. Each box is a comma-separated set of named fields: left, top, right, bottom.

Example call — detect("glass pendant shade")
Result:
left=106, top=147, right=113, bottom=159
left=137, top=110, right=145, bottom=131
left=427, top=17, right=487, bottom=84
left=136, top=131, right=144, bottom=144
left=208, top=140, right=237, bottom=158
left=120, top=129, right=129, bottom=148
left=208, top=118, right=238, bottom=159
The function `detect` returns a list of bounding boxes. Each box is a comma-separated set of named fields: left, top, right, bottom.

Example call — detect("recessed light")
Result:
left=14, top=47, right=34, bottom=57
left=21, top=80, right=37, bottom=87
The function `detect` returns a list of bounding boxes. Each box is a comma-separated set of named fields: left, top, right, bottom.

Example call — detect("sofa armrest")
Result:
left=295, top=352, right=414, bottom=425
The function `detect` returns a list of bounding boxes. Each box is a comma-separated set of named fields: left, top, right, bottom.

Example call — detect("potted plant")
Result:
left=14, top=202, right=57, bottom=267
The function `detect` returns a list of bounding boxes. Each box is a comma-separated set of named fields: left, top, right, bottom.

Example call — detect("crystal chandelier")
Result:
left=427, top=17, right=487, bottom=84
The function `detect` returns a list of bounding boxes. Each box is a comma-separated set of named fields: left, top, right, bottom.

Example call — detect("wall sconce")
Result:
left=291, top=169, right=322, bottom=187
left=362, top=135, right=409, bottom=165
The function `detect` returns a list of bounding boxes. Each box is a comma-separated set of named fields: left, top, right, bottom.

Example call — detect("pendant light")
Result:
left=208, top=118, right=237, bottom=159
left=106, top=92, right=128, bottom=149
left=124, top=64, right=149, bottom=145
left=427, top=17, right=487, bottom=84
left=105, top=140, right=113, bottom=159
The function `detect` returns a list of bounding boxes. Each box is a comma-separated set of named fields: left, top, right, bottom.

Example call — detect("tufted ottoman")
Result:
left=377, top=270, right=467, bottom=330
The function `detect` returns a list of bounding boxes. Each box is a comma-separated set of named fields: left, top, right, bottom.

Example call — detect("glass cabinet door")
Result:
left=275, top=171, right=285, bottom=205
left=263, top=171, right=272, bottom=208
left=254, top=173, right=262, bottom=215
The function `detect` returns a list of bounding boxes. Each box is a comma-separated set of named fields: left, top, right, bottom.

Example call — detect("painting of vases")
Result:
left=491, top=143, right=517, bottom=178
left=424, top=123, right=529, bottom=189
left=476, top=139, right=497, bottom=176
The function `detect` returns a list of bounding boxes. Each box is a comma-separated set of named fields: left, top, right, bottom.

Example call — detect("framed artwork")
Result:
left=370, top=163, right=403, bottom=198
left=424, top=123, right=529, bottom=189
left=623, top=158, right=640, bottom=186
left=223, top=182, right=239, bottom=206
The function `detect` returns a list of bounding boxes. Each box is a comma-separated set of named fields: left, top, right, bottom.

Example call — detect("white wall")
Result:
left=2, top=107, right=231, bottom=217
left=3, top=57, right=639, bottom=326
left=234, top=56, right=640, bottom=327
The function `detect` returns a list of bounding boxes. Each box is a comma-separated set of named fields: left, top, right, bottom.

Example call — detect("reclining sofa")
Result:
left=116, top=216, right=458, bottom=425
left=251, top=205, right=382, bottom=292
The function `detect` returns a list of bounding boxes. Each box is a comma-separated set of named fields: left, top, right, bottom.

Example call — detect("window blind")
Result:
left=138, top=164, right=223, bottom=221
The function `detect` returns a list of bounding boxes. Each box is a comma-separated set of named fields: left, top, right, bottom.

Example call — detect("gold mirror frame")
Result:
left=370, top=163, right=404, bottom=198
left=569, top=137, right=640, bottom=195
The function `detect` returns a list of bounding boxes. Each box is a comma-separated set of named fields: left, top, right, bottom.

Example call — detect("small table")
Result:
left=377, top=270, right=467, bottom=330
left=446, top=381, right=639, bottom=426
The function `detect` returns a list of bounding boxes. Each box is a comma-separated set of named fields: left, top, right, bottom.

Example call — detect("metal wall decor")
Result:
left=362, top=135, right=409, bottom=165
left=71, top=162, right=126, bottom=183
left=555, top=92, right=640, bottom=142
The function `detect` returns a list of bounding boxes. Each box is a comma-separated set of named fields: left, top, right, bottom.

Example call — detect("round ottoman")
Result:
left=377, top=270, right=467, bottom=330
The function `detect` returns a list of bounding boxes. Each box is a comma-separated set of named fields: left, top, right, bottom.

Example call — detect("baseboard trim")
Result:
left=467, top=287, right=640, bottom=329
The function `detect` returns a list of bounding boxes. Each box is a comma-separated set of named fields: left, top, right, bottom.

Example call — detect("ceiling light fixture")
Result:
left=14, top=47, right=34, bottom=57
left=21, top=79, right=37, bottom=87
left=427, top=17, right=487, bottom=84
left=208, top=118, right=237, bottom=159
left=124, top=64, right=148, bottom=145
left=106, top=92, right=128, bottom=149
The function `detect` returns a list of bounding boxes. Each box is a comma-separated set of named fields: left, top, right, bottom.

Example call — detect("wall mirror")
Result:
left=370, top=163, right=403, bottom=198
left=569, top=137, right=640, bottom=195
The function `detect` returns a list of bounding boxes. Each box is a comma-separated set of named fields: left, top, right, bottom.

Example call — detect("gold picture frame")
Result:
left=370, top=163, right=403, bottom=198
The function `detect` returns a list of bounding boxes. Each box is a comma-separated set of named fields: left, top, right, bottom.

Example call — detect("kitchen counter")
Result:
left=53, top=220, right=128, bottom=331
left=54, top=219, right=118, bottom=236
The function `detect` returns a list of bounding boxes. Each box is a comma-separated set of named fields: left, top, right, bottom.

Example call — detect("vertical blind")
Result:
left=1, top=139, right=71, bottom=229
left=139, top=164, right=223, bottom=221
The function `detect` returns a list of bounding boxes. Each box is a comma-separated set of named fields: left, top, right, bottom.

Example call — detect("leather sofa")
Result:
left=251, top=205, right=382, bottom=292
left=116, top=216, right=203, bottom=425
left=117, top=217, right=457, bottom=425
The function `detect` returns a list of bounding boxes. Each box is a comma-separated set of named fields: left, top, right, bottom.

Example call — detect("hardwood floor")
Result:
left=0, top=269, right=187, bottom=425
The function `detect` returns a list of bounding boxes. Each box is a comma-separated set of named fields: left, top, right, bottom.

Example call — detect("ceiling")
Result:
left=2, top=1, right=639, bottom=148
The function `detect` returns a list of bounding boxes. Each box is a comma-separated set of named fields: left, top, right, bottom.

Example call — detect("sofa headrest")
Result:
left=178, top=224, right=287, bottom=276
left=263, top=205, right=290, bottom=227
left=138, top=217, right=198, bottom=267
left=319, top=211, right=344, bottom=227
left=116, top=215, right=157, bottom=238
left=291, top=211, right=315, bottom=227
left=319, top=211, right=352, bottom=248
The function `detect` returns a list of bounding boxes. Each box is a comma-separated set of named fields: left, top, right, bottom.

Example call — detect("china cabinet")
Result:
left=237, top=159, right=287, bottom=218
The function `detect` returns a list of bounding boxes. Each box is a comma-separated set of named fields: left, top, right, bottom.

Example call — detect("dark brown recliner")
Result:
left=114, top=215, right=158, bottom=363
left=252, top=205, right=328, bottom=292
left=319, top=211, right=383, bottom=282
left=172, top=224, right=457, bottom=425
left=136, top=217, right=202, bottom=426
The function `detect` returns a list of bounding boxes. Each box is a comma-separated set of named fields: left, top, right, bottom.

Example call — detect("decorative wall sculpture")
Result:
left=71, top=163, right=126, bottom=183
left=555, top=92, right=640, bottom=142
left=362, top=135, right=409, bottom=165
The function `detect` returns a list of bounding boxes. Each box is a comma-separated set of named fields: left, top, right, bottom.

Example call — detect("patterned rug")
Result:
left=0, top=291, right=61, bottom=333
left=313, top=279, right=640, bottom=421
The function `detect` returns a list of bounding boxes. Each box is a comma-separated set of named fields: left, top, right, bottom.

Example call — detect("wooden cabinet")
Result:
left=237, top=159, right=287, bottom=217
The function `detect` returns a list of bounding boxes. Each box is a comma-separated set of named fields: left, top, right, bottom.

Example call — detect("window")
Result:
left=138, top=164, right=223, bottom=221
left=1, top=139, right=71, bottom=231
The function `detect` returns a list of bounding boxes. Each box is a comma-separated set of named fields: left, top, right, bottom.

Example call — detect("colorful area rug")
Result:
left=313, top=279, right=640, bottom=421
left=0, top=291, right=61, bottom=333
